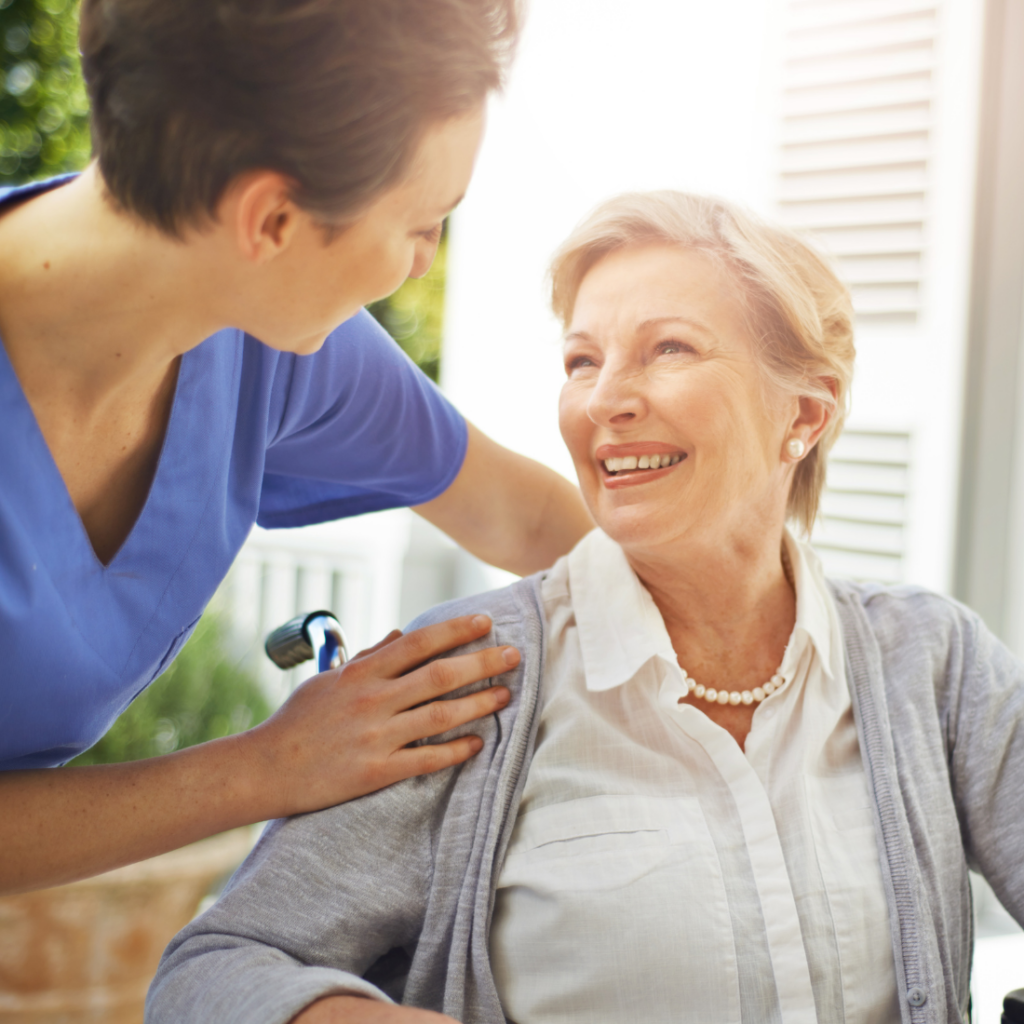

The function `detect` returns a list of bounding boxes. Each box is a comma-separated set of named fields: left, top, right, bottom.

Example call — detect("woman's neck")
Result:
left=0, top=165, right=238, bottom=563
left=626, top=526, right=798, bottom=691
left=0, top=164, right=225, bottom=412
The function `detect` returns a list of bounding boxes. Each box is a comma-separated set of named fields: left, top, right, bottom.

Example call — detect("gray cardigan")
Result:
left=146, top=575, right=1024, bottom=1024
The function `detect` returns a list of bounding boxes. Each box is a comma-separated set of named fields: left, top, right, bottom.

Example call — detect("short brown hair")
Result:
left=80, top=0, right=519, bottom=236
left=550, top=191, right=856, bottom=532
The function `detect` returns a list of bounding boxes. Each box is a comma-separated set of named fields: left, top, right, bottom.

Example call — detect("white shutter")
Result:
left=772, top=0, right=967, bottom=586
left=777, top=0, right=938, bottom=323
left=812, top=430, right=910, bottom=583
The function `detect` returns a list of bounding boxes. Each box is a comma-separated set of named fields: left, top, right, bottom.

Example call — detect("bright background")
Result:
left=4, top=0, right=1022, bottom=1014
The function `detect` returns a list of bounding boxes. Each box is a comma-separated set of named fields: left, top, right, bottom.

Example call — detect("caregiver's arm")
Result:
left=0, top=615, right=516, bottom=895
left=416, top=421, right=593, bottom=575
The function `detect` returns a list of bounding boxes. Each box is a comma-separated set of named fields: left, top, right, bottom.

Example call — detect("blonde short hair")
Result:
left=549, top=191, right=855, bottom=532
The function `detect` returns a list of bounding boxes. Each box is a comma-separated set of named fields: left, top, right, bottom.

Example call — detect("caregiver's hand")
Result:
left=291, top=995, right=459, bottom=1023
left=246, top=614, right=517, bottom=816
left=0, top=614, right=515, bottom=896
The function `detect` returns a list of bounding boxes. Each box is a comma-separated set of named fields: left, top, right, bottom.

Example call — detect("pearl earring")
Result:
left=787, top=438, right=806, bottom=459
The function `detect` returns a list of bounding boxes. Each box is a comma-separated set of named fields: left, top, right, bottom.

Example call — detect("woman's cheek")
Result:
left=557, top=385, right=583, bottom=447
left=559, top=396, right=597, bottom=488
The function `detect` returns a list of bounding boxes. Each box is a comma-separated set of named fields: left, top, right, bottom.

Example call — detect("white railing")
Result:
left=214, top=510, right=513, bottom=706
left=215, top=510, right=413, bottom=704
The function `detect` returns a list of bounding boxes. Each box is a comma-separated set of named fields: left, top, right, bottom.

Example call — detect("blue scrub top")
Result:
left=0, top=176, right=469, bottom=770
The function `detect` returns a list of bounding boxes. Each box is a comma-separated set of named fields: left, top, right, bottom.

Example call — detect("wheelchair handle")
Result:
left=1005, top=988, right=1024, bottom=1024
left=265, top=611, right=349, bottom=674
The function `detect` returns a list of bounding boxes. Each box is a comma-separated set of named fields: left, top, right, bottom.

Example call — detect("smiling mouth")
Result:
left=602, top=453, right=686, bottom=475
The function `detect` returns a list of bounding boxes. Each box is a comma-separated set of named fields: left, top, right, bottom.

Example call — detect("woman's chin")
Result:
left=591, top=503, right=681, bottom=553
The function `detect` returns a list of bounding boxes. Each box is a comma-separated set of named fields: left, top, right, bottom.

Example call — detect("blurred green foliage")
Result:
left=369, top=231, right=448, bottom=383
left=0, top=0, right=90, bottom=184
left=70, top=615, right=271, bottom=766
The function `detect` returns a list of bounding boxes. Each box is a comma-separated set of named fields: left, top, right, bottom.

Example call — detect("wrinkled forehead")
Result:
left=565, top=244, right=752, bottom=346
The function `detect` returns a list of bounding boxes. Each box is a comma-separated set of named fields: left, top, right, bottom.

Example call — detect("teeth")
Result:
left=603, top=453, right=684, bottom=473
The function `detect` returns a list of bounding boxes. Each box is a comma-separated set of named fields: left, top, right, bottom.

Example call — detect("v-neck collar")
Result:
left=0, top=331, right=239, bottom=678
left=0, top=173, right=177, bottom=570
left=0, top=176, right=257, bottom=693
left=0, top=332, right=182, bottom=572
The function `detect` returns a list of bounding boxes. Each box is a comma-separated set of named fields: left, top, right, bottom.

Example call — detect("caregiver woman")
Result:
left=0, top=0, right=592, bottom=895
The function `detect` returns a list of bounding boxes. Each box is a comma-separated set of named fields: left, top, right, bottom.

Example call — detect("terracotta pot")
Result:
left=0, top=828, right=254, bottom=1024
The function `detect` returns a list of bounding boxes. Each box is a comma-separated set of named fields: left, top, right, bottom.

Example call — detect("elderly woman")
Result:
left=147, top=193, right=1024, bottom=1024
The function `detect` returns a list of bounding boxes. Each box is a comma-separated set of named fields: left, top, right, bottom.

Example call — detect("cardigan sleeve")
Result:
left=143, top=580, right=536, bottom=1024
left=946, top=607, right=1024, bottom=925
left=144, top=770, right=446, bottom=1024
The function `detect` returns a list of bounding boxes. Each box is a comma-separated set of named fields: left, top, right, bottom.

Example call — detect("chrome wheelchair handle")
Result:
left=265, top=610, right=349, bottom=674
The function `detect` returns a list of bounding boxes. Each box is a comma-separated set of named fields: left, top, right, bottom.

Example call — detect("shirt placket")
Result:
left=658, top=672, right=819, bottom=1024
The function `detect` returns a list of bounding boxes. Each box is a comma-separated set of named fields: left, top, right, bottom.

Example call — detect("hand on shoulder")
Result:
left=240, top=613, right=519, bottom=818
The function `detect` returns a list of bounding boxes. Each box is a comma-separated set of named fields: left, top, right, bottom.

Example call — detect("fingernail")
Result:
left=502, top=647, right=520, bottom=667
left=468, top=736, right=484, bottom=753
left=472, top=615, right=491, bottom=631
left=494, top=686, right=511, bottom=705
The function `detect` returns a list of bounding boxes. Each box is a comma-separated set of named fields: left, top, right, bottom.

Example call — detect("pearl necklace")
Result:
left=678, top=545, right=795, bottom=710
left=681, top=669, right=788, bottom=707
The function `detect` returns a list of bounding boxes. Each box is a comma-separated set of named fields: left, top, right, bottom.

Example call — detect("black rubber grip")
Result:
left=1004, top=989, right=1024, bottom=1024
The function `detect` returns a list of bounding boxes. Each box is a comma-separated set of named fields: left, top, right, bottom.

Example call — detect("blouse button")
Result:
left=907, top=987, right=927, bottom=1008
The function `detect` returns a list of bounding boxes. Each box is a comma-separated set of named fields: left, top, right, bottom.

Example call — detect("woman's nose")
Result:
left=586, top=365, right=644, bottom=427
left=409, top=239, right=440, bottom=279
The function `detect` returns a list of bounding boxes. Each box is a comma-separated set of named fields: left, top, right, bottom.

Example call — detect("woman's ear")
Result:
left=224, top=171, right=303, bottom=265
left=787, top=378, right=837, bottom=457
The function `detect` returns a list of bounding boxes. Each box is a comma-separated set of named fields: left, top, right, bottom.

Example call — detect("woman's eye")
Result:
left=658, top=340, right=694, bottom=356
left=420, top=223, right=444, bottom=243
left=566, top=355, right=595, bottom=373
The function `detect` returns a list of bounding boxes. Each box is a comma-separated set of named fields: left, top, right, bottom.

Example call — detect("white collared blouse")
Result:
left=489, top=529, right=900, bottom=1024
